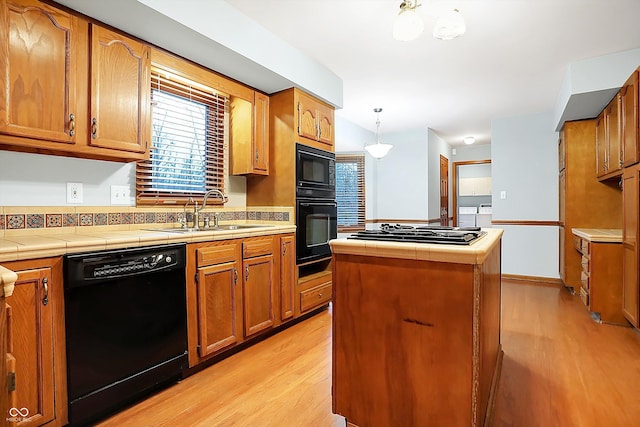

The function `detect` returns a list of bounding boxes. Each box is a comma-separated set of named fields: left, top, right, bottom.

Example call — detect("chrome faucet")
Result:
left=181, top=197, right=195, bottom=229
left=193, top=189, right=228, bottom=229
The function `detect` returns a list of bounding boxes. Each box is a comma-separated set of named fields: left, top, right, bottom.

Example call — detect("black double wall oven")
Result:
left=296, top=143, right=338, bottom=264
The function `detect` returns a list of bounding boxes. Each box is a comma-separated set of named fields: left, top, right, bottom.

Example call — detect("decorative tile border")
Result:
left=0, top=208, right=290, bottom=231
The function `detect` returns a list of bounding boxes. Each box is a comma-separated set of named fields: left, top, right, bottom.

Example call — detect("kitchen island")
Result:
left=330, top=228, right=503, bottom=427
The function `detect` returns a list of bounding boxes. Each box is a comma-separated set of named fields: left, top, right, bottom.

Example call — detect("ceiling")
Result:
left=224, top=0, right=640, bottom=146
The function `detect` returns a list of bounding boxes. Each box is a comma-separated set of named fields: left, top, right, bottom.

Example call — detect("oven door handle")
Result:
left=299, top=202, right=337, bottom=207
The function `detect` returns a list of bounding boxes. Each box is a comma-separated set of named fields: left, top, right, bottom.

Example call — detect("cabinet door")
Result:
left=596, top=111, right=607, bottom=177
left=253, top=91, right=269, bottom=173
left=558, top=131, right=566, bottom=172
left=89, top=24, right=150, bottom=155
left=297, top=95, right=319, bottom=141
left=280, top=235, right=295, bottom=321
left=621, top=71, right=639, bottom=168
left=243, top=254, right=274, bottom=337
left=196, top=261, right=241, bottom=357
left=317, top=103, right=334, bottom=147
left=622, top=168, right=639, bottom=327
left=7, top=267, right=54, bottom=427
left=608, top=94, right=622, bottom=174
left=0, top=0, right=77, bottom=144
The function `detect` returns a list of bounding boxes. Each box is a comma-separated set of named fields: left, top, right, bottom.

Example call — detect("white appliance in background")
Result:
left=458, top=206, right=477, bottom=227
left=477, top=204, right=492, bottom=228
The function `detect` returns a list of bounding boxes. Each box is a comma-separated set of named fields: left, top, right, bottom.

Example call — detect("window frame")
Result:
left=336, top=154, right=366, bottom=232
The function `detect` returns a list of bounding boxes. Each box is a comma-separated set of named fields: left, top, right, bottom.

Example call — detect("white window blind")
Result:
left=336, top=154, right=365, bottom=231
left=136, top=68, right=227, bottom=204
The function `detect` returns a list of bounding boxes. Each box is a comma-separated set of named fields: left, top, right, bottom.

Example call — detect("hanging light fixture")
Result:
left=433, top=8, right=466, bottom=40
left=364, top=108, right=393, bottom=159
left=393, top=0, right=424, bottom=41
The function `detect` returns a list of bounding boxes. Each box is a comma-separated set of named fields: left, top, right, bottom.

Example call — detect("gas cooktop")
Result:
left=348, top=224, right=486, bottom=245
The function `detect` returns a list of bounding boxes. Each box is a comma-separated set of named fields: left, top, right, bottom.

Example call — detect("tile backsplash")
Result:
left=0, top=206, right=292, bottom=232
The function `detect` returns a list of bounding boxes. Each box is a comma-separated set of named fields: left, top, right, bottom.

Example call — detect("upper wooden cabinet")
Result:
left=621, top=70, right=639, bottom=168
left=87, top=24, right=150, bottom=156
left=230, top=91, right=269, bottom=175
left=596, top=94, right=622, bottom=180
left=0, top=0, right=151, bottom=161
left=296, top=90, right=334, bottom=148
left=0, top=0, right=78, bottom=145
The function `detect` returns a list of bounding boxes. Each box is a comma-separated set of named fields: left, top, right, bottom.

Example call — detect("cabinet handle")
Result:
left=245, top=266, right=249, bottom=282
left=255, top=149, right=259, bottom=162
left=234, top=267, right=238, bottom=285
left=42, top=277, right=48, bottom=306
left=91, top=118, right=98, bottom=139
left=318, top=293, right=323, bottom=299
left=69, top=113, right=75, bottom=136
left=282, top=243, right=287, bottom=256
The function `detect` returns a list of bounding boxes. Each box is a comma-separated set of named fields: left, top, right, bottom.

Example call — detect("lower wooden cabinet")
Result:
left=297, top=269, right=332, bottom=316
left=573, top=234, right=626, bottom=325
left=622, top=166, right=639, bottom=327
left=187, top=233, right=296, bottom=367
left=279, top=235, right=295, bottom=322
left=242, top=237, right=275, bottom=337
left=194, top=242, right=243, bottom=359
left=3, top=257, right=67, bottom=427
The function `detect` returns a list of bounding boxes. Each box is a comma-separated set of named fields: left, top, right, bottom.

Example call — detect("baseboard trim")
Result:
left=501, top=274, right=563, bottom=287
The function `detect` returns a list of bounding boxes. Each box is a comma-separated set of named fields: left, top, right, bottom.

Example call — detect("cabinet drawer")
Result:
left=581, top=240, right=590, bottom=256
left=581, top=255, right=589, bottom=273
left=573, top=236, right=583, bottom=253
left=580, top=271, right=589, bottom=291
left=579, top=286, right=589, bottom=308
left=197, top=244, right=237, bottom=267
left=243, top=238, right=273, bottom=258
left=300, top=282, right=332, bottom=313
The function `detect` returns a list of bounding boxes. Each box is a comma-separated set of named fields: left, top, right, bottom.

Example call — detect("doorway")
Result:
left=452, top=160, right=492, bottom=227
left=439, top=155, right=449, bottom=226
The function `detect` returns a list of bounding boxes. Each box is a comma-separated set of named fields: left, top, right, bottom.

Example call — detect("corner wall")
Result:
left=491, top=111, right=559, bottom=278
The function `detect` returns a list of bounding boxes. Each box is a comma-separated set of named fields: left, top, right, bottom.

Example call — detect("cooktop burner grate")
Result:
left=348, top=224, right=486, bottom=245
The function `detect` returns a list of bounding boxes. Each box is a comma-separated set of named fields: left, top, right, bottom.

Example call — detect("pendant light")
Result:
left=364, top=108, right=393, bottom=159
left=433, top=8, right=466, bottom=40
left=392, top=0, right=424, bottom=41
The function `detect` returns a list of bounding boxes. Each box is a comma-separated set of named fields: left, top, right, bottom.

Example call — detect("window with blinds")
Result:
left=336, top=154, right=365, bottom=231
left=136, top=67, right=227, bottom=204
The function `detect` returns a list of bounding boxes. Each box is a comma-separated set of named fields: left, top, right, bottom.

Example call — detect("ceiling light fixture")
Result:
left=393, top=0, right=424, bottom=42
left=364, top=108, right=393, bottom=159
left=463, top=136, right=475, bottom=145
left=433, top=8, right=466, bottom=40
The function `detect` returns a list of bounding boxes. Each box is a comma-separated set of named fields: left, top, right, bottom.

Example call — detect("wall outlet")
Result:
left=67, top=182, right=84, bottom=204
left=111, top=185, right=131, bottom=205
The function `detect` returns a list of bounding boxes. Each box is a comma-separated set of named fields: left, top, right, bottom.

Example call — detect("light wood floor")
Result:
left=97, top=279, right=640, bottom=427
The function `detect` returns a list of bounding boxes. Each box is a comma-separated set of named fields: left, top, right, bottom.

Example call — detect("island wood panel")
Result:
left=333, top=245, right=500, bottom=427
left=1, top=290, right=7, bottom=427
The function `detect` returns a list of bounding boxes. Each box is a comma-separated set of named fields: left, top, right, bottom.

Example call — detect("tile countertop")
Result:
left=0, top=224, right=297, bottom=263
left=329, top=228, right=504, bottom=265
left=571, top=228, right=622, bottom=243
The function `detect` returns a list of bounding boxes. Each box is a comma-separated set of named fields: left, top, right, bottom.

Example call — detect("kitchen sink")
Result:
left=148, top=224, right=273, bottom=233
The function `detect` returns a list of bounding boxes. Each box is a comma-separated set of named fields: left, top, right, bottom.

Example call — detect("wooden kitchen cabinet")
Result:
left=596, top=93, right=622, bottom=180
left=622, top=166, right=639, bottom=327
left=230, top=91, right=270, bottom=175
left=559, top=120, right=622, bottom=291
left=620, top=70, right=639, bottom=168
left=242, top=237, right=275, bottom=337
left=0, top=0, right=79, bottom=145
left=87, top=23, right=150, bottom=157
left=573, top=232, right=626, bottom=325
left=297, top=89, right=334, bottom=148
left=279, top=235, right=296, bottom=321
left=193, top=242, right=243, bottom=360
left=2, top=257, right=67, bottom=427
left=0, top=0, right=151, bottom=161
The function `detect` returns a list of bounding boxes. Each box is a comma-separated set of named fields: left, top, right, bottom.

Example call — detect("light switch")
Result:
left=111, top=185, right=131, bottom=205
left=500, top=191, right=507, bottom=200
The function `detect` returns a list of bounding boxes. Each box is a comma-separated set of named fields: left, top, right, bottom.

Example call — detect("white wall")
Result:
left=427, top=129, right=452, bottom=221
left=0, top=151, right=247, bottom=207
left=452, top=144, right=491, bottom=162
left=491, top=111, right=559, bottom=278
left=374, top=129, right=429, bottom=221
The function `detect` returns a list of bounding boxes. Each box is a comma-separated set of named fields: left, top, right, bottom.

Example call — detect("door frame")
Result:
left=452, top=159, right=491, bottom=226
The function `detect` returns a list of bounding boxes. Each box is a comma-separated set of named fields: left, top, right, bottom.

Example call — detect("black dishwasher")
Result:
left=64, top=243, right=188, bottom=426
